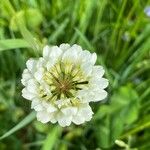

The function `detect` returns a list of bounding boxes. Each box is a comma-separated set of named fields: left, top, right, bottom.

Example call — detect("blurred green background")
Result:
left=0, top=0, right=150, bottom=149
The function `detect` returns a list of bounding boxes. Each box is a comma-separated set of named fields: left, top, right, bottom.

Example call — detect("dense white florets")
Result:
left=21, top=44, right=108, bottom=127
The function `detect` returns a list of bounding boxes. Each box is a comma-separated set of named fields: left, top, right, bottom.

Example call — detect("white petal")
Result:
left=81, top=63, right=92, bottom=77
left=46, top=105, right=57, bottom=113
left=62, top=49, right=77, bottom=63
left=62, top=45, right=82, bottom=64
left=22, top=88, right=36, bottom=100
left=91, top=53, right=97, bottom=65
left=36, top=111, right=50, bottom=123
left=40, top=81, right=52, bottom=96
left=21, top=69, right=32, bottom=86
left=31, top=99, right=40, bottom=108
left=90, top=89, right=108, bottom=102
left=78, top=104, right=93, bottom=121
left=26, top=79, right=38, bottom=94
left=55, top=99, right=71, bottom=108
left=43, top=46, right=63, bottom=70
left=34, top=68, right=44, bottom=81
left=50, top=117, right=57, bottom=123
left=42, top=101, right=57, bottom=113
left=46, top=60, right=55, bottom=70
left=77, top=88, right=108, bottom=102
left=96, top=90, right=108, bottom=101
left=72, top=44, right=83, bottom=53
left=43, top=45, right=50, bottom=58
left=80, top=50, right=91, bottom=63
left=72, top=114, right=84, bottom=125
left=59, top=43, right=70, bottom=51
left=49, top=112, right=57, bottom=123
left=72, top=104, right=93, bottom=124
left=43, top=46, right=62, bottom=60
left=50, top=46, right=62, bottom=58
left=57, top=113, right=72, bottom=127
left=61, top=107, right=77, bottom=116
left=92, top=66, right=105, bottom=78
left=26, top=59, right=37, bottom=73
left=90, top=78, right=109, bottom=89
left=31, top=99, right=43, bottom=111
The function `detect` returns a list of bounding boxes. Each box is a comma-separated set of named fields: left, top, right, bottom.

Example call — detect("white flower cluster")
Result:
left=21, top=44, right=108, bottom=127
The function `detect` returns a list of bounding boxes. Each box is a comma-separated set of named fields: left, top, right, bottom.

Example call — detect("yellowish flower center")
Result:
left=42, top=62, right=88, bottom=102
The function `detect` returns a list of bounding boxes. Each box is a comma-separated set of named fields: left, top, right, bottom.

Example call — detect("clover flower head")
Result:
left=144, top=6, right=150, bottom=17
left=21, top=44, right=108, bottom=127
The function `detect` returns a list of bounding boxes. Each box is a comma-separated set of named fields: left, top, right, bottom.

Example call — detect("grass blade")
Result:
left=0, top=111, right=36, bottom=140
left=42, top=126, right=62, bottom=150
left=0, top=39, right=30, bottom=51
left=74, top=28, right=94, bottom=51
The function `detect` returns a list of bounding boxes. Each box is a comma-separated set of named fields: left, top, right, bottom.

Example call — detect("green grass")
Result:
left=0, top=0, right=150, bottom=149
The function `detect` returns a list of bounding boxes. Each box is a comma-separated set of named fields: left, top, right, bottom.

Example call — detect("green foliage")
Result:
left=10, top=8, right=43, bottom=31
left=0, top=112, right=36, bottom=140
left=42, top=126, right=62, bottom=150
left=95, top=85, right=139, bottom=148
left=0, top=39, right=30, bottom=51
left=0, top=0, right=150, bottom=149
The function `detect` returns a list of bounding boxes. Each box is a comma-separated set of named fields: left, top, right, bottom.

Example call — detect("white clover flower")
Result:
left=144, top=6, right=150, bottom=17
left=122, top=31, right=130, bottom=42
left=21, top=44, right=108, bottom=127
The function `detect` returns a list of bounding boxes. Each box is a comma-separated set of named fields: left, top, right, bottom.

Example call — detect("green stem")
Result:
left=120, top=121, right=150, bottom=139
